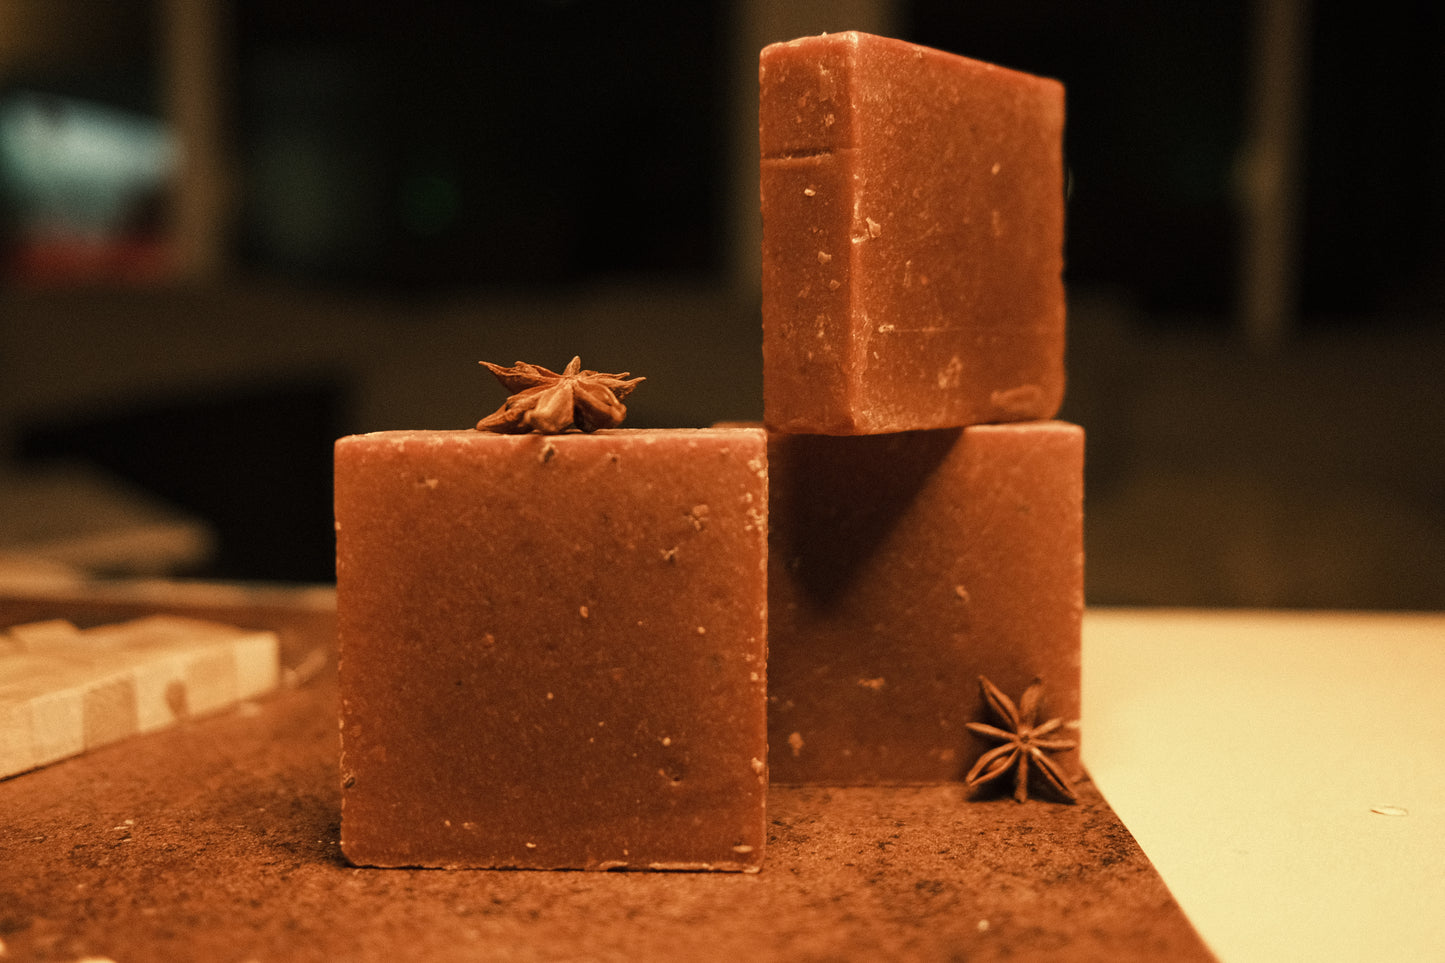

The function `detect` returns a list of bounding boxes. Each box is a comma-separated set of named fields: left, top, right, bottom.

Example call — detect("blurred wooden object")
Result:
left=0, top=0, right=235, bottom=281
left=161, top=0, right=235, bottom=281
left=0, top=614, right=278, bottom=779
left=0, top=577, right=336, bottom=673
left=0, top=0, right=150, bottom=73
left=1236, top=0, right=1312, bottom=350
left=0, top=463, right=213, bottom=577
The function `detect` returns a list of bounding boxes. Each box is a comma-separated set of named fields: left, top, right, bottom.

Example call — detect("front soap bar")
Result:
left=335, top=428, right=769, bottom=871
left=768, top=422, right=1083, bottom=785
left=760, top=32, right=1066, bottom=434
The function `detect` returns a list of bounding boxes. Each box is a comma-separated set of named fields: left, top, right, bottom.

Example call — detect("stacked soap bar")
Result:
left=767, top=424, right=1083, bottom=784
left=336, top=428, right=768, bottom=871
left=761, top=33, right=1083, bottom=787
left=332, top=31, right=1078, bottom=880
left=760, top=31, right=1066, bottom=435
left=0, top=615, right=279, bottom=779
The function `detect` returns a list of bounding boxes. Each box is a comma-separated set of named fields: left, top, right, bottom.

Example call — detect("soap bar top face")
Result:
left=336, top=428, right=769, bottom=871
left=760, top=32, right=1066, bottom=434
left=767, top=421, right=1083, bottom=785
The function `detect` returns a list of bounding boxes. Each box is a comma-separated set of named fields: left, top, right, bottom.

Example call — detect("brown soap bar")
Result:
left=767, top=421, right=1083, bottom=785
left=760, top=32, right=1066, bottom=434
left=335, top=428, right=769, bottom=870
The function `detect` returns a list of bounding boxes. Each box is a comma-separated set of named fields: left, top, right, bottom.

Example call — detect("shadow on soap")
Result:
left=771, top=428, right=963, bottom=606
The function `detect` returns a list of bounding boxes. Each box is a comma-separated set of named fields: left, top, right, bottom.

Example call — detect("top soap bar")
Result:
left=760, top=32, right=1066, bottom=434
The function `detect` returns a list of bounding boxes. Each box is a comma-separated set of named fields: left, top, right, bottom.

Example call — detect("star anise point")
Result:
left=475, top=357, right=645, bottom=435
left=964, top=675, right=1078, bottom=804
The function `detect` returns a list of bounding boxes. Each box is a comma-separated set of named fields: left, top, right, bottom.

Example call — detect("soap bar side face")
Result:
left=767, top=422, right=1083, bottom=785
left=336, top=429, right=769, bottom=870
left=761, top=32, right=1066, bottom=434
left=759, top=149, right=861, bottom=432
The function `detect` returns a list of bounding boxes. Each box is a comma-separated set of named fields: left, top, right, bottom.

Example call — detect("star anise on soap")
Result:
left=964, top=675, right=1078, bottom=804
left=475, top=356, right=644, bottom=435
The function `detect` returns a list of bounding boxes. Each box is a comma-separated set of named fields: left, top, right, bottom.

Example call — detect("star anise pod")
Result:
left=964, top=675, right=1078, bottom=804
left=475, top=356, right=644, bottom=435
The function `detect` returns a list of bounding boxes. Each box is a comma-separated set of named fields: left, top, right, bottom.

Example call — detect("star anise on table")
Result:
left=964, top=675, right=1078, bottom=804
left=475, top=356, right=644, bottom=435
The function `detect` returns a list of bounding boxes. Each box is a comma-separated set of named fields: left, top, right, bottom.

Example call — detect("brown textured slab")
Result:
left=760, top=32, right=1066, bottom=434
left=335, top=428, right=769, bottom=871
left=0, top=668, right=1213, bottom=962
left=769, top=421, right=1084, bottom=785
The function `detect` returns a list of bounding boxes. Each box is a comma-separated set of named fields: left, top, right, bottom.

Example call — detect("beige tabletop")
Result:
left=1084, top=608, right=1445, bottom=963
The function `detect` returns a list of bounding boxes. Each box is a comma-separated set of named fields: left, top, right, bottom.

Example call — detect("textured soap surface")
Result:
left=335, top=428, right=769, bottom=870
left=767, top=422, right=1083, bottom=785
left=760, top=32, right=1066, bottom=434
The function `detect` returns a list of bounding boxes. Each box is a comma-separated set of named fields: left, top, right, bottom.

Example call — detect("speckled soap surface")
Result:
left=760, top=32, right=1066, bottom=434
left=768, top=422, right=1083, bottom=785
left=334, top=428, right=769, bottom=870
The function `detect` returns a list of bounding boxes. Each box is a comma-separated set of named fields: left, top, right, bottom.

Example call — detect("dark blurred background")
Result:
left=0, top=0, right=1441, bottom=607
